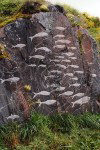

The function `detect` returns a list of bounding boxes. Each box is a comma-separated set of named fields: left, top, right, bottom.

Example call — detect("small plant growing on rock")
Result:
left=24, top=85, right=31, bottom=91
left=77, top=29, right=84, bottom=53
left=40, top=4, right=49, bottom=12
left=0, top=44, right=11, bottom=60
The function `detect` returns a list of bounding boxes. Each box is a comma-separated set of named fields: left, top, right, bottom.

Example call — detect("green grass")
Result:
left=0, top=113, right=100, bottom=150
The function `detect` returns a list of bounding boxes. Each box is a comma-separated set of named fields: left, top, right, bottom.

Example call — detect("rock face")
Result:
left=0, top=11, right=100, bottom=124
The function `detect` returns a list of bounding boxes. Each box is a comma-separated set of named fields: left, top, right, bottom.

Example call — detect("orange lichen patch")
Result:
left=11, top=133, right=20, bottom=148
left=0, top=51, right=11, bottom=60
left=17, top=88, right=30, bottom=119
left=81, top=35, right=93, bottom=64
left=0, top=27, right=5, bottom=38
left=4, top=132, right=20, bottom=149
left=77, top=29, right=83, bottom=39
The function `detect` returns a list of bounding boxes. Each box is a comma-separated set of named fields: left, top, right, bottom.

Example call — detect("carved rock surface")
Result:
left=0, top=12, right=100, bottom=124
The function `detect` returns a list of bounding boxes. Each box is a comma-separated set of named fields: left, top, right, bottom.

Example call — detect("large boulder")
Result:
left=0, top=11, right=100, bottom=124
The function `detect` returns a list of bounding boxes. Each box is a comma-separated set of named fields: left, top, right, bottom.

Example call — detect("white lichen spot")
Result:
left=91, top=74, right=97, bottom=78
left=55, top=27, right=66, bottom=31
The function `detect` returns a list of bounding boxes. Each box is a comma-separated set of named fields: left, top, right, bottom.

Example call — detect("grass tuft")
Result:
left=0, top=113, right=100, bottom=150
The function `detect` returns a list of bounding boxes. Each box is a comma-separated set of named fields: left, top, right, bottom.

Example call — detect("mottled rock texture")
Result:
left=0, top=11, right=100, bottom=124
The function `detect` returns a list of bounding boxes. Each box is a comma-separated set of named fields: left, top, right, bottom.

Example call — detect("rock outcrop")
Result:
left=0, top=10, right=100, bottom=124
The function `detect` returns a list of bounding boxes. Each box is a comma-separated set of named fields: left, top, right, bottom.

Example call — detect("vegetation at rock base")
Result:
left=0, top=112, right=100, bottom=150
